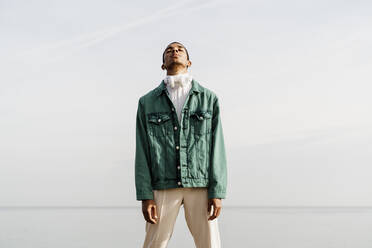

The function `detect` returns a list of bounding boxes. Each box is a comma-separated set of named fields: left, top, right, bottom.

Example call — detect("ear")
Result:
left=187, top=60, right=192, bottom=68
left=161, top=64, right=166, bottom=70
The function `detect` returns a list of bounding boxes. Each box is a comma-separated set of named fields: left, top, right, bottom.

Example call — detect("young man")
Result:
left=135, top=41, right=227, bottom=248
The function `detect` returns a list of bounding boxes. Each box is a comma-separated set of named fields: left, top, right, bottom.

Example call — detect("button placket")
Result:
left=167, top=93, right=193, bottom=188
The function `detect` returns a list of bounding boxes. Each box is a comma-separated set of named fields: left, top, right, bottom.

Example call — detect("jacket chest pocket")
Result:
left=147, top=113, right=172, bottom=137
left=189, top=110, right=212, bottom=135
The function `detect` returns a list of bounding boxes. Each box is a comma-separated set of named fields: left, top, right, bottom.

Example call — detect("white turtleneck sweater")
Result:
left=163, top=72, right=193, bottom=123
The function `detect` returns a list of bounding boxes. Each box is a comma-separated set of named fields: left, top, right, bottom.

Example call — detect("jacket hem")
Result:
left=152, top=178, right=209, bottom=189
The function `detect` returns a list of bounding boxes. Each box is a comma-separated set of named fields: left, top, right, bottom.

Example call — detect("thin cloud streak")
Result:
left=16, top=0, right=227, bottom=64
left=17, top=0, right=196, bottom=56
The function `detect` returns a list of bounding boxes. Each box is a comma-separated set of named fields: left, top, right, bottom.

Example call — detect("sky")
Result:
left=0, top=0, right=371, bottom=207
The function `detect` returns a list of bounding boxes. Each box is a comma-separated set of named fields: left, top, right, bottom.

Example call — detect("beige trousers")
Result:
left=142, top=187, right=221, bottom=248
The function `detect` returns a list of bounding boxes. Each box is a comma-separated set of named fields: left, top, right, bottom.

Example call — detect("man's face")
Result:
left=163, top=43, right=190, bottom=70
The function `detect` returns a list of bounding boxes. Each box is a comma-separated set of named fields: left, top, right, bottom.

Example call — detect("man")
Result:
left=135, top=41, right=227, bottom=248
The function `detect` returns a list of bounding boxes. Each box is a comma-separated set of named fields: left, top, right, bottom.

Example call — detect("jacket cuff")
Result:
left=208, top=191, right=226, bottom=199
left=136, top=192, right=154, bottom=201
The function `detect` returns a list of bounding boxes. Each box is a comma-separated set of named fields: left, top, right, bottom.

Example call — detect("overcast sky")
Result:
left=0, top=0, right=371, bottom=207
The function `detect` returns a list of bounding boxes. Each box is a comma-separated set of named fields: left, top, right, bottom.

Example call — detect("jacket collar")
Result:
left=155, top=78, right=201, bottom=97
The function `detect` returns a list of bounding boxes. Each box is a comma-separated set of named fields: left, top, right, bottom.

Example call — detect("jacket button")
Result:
left=177, top=166, right=180, bottom=169
left=157, top=118, right=161, bottom=122
left=172, top=107, right=175, bottom=111
left=200, top=116, right=203, bottom=120
left=177, top=181, right=181, bottom=185
left=174, top=126, right=178, bottom=130
left=176, top=146, right=179, bottom=150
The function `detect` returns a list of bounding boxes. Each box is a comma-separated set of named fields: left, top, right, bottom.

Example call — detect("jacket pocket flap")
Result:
left=148, top=113, right=171, bottom=124
left=190, top=111, right=212, bottom=120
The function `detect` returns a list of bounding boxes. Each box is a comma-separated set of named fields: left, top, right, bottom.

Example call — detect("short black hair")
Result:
left=162, top=41, right=190, bottom=64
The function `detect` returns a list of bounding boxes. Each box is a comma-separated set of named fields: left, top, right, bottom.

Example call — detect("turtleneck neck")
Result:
left=164, top=72, right=192, bottom=89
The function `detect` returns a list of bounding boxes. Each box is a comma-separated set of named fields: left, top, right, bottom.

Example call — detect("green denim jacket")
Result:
left=135, top=79, right=227, bottom=201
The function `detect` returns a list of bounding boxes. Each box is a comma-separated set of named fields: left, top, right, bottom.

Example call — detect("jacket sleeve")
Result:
left=208, top=96, right=228, bottom=199
left=134, top=98, right=154, bottom=201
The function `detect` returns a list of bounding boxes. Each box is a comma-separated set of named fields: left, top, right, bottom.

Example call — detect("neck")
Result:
left=166, top=65, right=188, bottom=76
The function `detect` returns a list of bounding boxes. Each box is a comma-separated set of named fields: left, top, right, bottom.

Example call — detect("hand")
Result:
left=142, top=199, right=158, bottom=224
left=207, top=198, right=222, bottom=221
